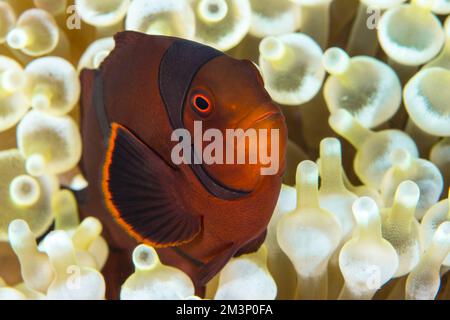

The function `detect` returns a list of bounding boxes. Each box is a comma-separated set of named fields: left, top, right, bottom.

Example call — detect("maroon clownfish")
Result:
left=79, top=31, right=287, bottom=296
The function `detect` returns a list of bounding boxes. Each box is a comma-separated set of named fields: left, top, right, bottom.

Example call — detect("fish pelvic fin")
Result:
left=197, top=243, right=236, bottom=285
left=234, top=229, right=267, bottom=257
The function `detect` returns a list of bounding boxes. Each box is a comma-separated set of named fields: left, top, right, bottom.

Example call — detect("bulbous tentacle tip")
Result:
left=323, top=47, right=350, bottom=76
left=9, top=175, right=41, bottom=207
left=320, top=137, right=342, bottom=157
left=260, top=36, right=285, bottom=61
left=75, top=0, right=131, bottom=28
left=389, top=148, right=412, bottom=170
left=31, top=93, right=52, bottom=112
left=81, top=217, right=102, bottom=232
left=6, top=28, right=28, bottom=49
left=395, top=180, right=420, bottom=209
left=70, top=174, right=88, bottom=191
left=197, top=0, right=229, bottom=23
left=25, top=154, right=46, bottom=177
left=8, top=219, right=32, bottom=244
left=132, top=244, right=160, bottom=271
left=296, top=160, right=319, bottom=186
left=42, top=231, right=75, bottom=263
left=1, top=69, right=26, bottom=93
left=352, top=197, right=379, bottom=228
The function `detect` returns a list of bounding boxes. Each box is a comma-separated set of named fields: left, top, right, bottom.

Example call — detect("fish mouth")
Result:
left=239, top=109, right=284, bottom=131
left=251, top=111, right=283, bottom=125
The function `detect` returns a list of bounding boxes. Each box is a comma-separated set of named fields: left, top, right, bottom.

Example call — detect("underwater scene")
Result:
left=0, top=0, right=449, bottom=301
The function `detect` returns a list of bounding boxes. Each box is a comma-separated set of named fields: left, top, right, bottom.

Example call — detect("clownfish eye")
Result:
left=192, top=94, right=212, bottom=115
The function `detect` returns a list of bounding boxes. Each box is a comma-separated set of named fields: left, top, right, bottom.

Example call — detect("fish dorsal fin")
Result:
left=101, top=31, right=143, bottom=68
left=102, top=123, right=202, bottom=247
left=113, top=31, right=143, bottom=50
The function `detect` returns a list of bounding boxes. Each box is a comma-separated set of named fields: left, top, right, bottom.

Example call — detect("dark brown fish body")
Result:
left=79, top=31, right=287, bottom=296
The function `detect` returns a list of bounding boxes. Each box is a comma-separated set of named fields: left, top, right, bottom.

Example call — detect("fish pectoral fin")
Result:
left=102, top=122, right=202, bottom=248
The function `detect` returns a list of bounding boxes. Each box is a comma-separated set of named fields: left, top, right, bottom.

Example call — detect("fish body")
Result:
left=79, top=31, right=287, bottom=294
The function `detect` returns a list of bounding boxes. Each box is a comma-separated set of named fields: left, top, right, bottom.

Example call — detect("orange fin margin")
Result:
left=102, top=122, right=202, bottom=248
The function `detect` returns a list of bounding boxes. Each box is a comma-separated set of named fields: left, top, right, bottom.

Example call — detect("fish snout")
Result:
left=234, top=102, right=287, bottom=176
